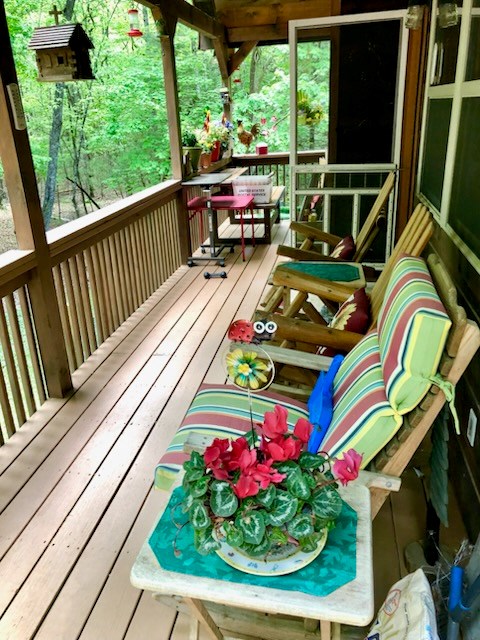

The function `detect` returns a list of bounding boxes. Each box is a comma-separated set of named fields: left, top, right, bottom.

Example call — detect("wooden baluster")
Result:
left=62, top=259, right=85, bottom=365
left=18, top=287, right=46, bottom=404
left=125, top=224, right=142, bottom=310
left=107, top=235, right=125, bottom=325
left=75, top=252, right=97, bottom=353
left=0, top=361, right=15, bottom=439
left=52, top=265, right=77, bottom=371
left=5, top=293, right=35, bottom=416
left=84, top=247, right=106, bottom=344
left=119, top=228, right=136, bottom=316
left=112, top=232, right=129, bottom=322
left=0, top=300, right=25, bottom=426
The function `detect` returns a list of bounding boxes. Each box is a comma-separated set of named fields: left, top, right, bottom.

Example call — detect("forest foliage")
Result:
left=2, top=0, right=330, bottom=228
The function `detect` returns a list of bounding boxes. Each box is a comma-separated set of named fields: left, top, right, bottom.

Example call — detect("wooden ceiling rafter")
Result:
left=144, top=0, right=225, bottom=39
left=229, top=40, right=258, bottom=75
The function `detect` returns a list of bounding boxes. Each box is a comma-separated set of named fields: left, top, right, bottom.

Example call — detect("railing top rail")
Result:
left=294, top=163, right=397, bottom=174
left=46, top=179, right=181, bottom=261
left=0, top=249, right=36, bottom=297
left=233, top=150, right=326, bottom=164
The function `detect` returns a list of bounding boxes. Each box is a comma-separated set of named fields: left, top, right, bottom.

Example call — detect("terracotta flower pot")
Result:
left=200, top=152, right=212, bottom=169
left=210, top=140, right=221, bottom=163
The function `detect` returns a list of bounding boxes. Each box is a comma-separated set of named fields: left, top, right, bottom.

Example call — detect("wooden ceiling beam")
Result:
left=229, top=41, right=258, bottom=75
left=216, top=0, right=333, bottom=28
left=143, top=0, right=225, bottom=39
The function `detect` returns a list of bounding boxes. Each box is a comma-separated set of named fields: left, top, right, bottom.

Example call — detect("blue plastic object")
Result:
left=307, top=354, right=344, bottom=454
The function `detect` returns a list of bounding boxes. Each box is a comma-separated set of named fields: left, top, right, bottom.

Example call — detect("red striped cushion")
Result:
left=322, top=332, right=402, bottom=465
left=377, top=256, right=451, bottom=414
left=155, top=384, right=309, bottom=490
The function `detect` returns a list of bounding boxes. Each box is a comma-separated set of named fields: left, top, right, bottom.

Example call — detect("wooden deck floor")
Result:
left=0, top=219, right=466, bottom=640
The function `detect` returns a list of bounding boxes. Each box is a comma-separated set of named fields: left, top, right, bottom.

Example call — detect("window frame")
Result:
left=418, top=0, right=480, bottom=271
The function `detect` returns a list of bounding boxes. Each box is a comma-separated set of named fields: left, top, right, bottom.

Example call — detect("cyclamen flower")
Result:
left=263, top=435, right=302, bottom=462
left=262, top=404, right=289, bottom=439
left=233, top=474, right=260, bottom=498
left=293, top=417, right=313, bottom=443
left=332, top=449, right=363, bottom=485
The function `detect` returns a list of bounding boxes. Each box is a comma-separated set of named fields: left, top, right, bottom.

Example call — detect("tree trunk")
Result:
left=41, top=0, right=76, bottom=228
left=42, top=83, right=65, bottom=228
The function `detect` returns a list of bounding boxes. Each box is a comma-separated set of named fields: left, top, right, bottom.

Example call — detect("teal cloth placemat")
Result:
left=282, top=262, right=361, bottom=282
left=149, top=487, right=357, bottom=597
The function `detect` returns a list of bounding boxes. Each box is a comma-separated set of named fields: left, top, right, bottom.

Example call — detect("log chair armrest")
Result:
left=277, top=246, right=346, bottom=262
left=272, top=265, right=355, bottom=304
left=262, top=314, right=364, bottom=351
left=290, top=221, right=343, bottom=247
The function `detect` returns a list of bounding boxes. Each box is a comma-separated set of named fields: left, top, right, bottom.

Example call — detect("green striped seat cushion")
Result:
left=377, top=256, right=451, bottom=414
left=322, top=332, right=402, bottom=466
left=154, top=384, right=309, bottom=490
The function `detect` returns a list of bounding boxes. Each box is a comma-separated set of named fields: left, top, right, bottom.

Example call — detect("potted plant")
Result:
left=179, top=403, right=362, bottom=571
left=181, top=129, right=202, bottom=171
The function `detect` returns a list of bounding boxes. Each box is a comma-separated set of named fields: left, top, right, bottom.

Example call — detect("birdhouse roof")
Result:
left=28, top=23, right=94, bottom=50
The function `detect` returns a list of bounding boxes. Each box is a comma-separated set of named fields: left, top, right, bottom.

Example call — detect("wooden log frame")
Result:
left=262, top=204, right=434, bottom=331
left=262, top=252, right=480, bottom=521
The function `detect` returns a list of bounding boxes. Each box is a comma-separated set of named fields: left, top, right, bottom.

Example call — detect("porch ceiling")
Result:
left=145, top=0, right=338, bottom=47
left=213, top=0, right=337, bottom=45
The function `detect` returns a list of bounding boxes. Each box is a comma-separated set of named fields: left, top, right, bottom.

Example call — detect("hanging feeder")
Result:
left=127, top=8, right=143, bottom=37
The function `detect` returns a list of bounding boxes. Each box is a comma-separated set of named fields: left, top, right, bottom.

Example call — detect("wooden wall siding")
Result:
left=0, top=287, right=46, bottom=443
left=52, top=202, right=184, bottom=375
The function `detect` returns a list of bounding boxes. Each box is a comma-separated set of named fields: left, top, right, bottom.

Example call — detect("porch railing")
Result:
left=291, top=163, right=397, bottom=266
left=0, top=180, right=187, bottom=444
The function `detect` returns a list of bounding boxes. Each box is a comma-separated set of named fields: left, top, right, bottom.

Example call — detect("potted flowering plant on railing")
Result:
left=195, top=114, right=234, bottom=164
left=180, top=404, right=362, bottom=571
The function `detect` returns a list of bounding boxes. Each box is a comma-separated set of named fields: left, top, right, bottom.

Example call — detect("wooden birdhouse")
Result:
left=28, top=23, right=95, bottom=82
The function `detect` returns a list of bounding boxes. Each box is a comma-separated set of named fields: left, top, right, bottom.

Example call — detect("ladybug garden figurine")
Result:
left=227, top=319, right=277, bottom=344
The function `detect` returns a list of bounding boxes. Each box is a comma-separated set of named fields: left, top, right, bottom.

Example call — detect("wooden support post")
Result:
left=153, top=6, right=183, bottom=180
left=0, top=4, right=72, bottom=397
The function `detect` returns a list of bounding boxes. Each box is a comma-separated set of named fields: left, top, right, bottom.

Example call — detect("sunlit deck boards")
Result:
left=0, top=217, right=465, bottom=640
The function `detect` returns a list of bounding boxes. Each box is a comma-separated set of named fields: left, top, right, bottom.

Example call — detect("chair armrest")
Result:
left=290, top=221, right=343, bottom=246
left=277, top=245, right=344, bottom=261
left=265, top=314, right=364, bottom=351
left=272, top=264, right=355, bottom=303
left=261, top=344, right=333, bottom=370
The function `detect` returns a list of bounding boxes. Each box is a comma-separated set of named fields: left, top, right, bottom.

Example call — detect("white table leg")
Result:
left=320, top=619, right=332, bottom=640
left=184, top=597, right=224, bottom=640
left=189, top=617, right=200, bottom=640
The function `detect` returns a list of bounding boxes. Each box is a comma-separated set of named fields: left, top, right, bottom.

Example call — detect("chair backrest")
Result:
left=353, top=171, right=395, bottom=261
left=369, top=252, right=479, bottom=516
left=369, top=203, right=434, bottom=322
left=287, top=170, right=395, bottom=261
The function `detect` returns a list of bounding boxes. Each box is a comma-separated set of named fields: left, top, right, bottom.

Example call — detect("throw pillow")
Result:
left=318, top=287, right=371, bottom=356
left=329, top=235, right=356, bottom=260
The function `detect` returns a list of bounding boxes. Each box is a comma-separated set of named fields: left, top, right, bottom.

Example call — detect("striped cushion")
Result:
left=322, top=332, right=402, bottom=466
left=154, top=384, right=309, bottom=490
left=377, top=256, right=451, bottom=414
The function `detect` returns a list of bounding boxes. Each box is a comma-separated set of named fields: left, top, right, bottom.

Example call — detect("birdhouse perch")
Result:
left=28, top=23, right=95, bottom=82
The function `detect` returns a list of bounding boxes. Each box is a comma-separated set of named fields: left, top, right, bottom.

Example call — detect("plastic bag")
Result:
left=366, top=568, right=439, bottom=640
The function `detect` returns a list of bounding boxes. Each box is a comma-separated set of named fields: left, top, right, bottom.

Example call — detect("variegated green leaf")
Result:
left=286, top=467, right=311, bottom=500
left=190, top=476, right=210, bottom=498
left=299, top=531, right=325, bottom=552
left=265, top=490, right=298, bottom=526
left=223, top=521, right=244, bottom=547
left=235, top=510, right=266, bottom=545
left=238, top=534, right=271, bottom=557
left=209, top=480, right=238, bottom=517
left=298, top=452, right=327, bottom=470
left=256, top=484, right=276, bottom=508
left=190, top=499, right=210, bottom=530
left=194, top=526, right=221, bottom=555
left=287, top=513, right=314, bottom=539
left=310, top=485, right=342, bottom=521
